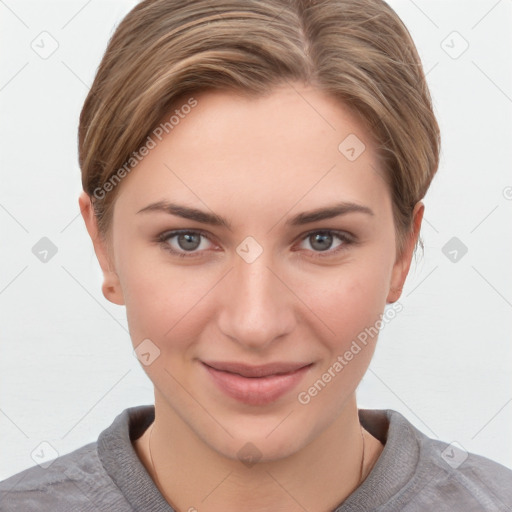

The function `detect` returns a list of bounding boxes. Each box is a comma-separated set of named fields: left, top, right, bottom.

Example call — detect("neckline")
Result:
left=98, top=405, right=421, bottom=512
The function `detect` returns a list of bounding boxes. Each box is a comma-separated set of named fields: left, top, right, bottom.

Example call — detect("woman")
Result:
left=1, top=0, right=511, bottom=510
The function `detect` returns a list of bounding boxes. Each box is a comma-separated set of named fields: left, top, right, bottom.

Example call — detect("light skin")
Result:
left=80, top=83, right=423, bottom=512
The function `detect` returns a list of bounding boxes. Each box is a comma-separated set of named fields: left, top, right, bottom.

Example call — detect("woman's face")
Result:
left=85, top=84, right=421, bottom=461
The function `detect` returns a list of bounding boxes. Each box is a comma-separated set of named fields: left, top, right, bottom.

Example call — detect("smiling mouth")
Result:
left=201, top=361, right=314, bottom=405
left=202, top=360, right=313, bottom=378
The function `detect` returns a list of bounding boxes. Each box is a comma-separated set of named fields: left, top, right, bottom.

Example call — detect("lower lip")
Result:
left=202, top=363, right=313, bottom=406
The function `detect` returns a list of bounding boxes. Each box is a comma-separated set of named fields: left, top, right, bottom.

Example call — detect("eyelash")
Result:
left=156, top=229, right=355, bottom=260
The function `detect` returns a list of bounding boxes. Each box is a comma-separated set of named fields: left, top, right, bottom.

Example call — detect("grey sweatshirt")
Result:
left=1, top=404, right=511, bottom=511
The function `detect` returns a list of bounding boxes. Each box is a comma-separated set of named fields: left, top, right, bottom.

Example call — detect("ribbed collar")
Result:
left=98, top=404, right=423, bottom=511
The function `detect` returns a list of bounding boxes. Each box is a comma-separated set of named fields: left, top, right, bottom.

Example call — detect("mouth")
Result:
left=202, top=360, right=312, bottom=377
left=201, top=360, right=314, bottom=405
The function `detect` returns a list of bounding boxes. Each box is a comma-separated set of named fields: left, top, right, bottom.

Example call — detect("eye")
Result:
left=158, top=230, right=215, bottom=258
left=157, top=229, right=355, bottom=260
left=297, top=230, right=353, bottom=259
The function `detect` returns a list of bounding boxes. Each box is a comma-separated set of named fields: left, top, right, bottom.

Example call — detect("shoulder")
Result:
left=355, top=408, right=512, bottom=511
left=416, top=433, right=512, bottom=509
left=389, top=409, right=512, bottom=510
left=0, top=441, right=129, bottom=512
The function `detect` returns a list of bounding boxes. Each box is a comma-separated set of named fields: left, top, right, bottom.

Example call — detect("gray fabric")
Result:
left=1, top=404, right=511, bottom=511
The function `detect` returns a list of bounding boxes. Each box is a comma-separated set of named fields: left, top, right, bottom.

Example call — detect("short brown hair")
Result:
left=78, top=0, right=441, bottom=258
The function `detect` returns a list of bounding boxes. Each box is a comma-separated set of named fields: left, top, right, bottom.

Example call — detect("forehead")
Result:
left=114, top=85, right=390, bottom=220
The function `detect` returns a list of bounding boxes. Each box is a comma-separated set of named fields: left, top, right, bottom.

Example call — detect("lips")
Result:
left=202, top=361, right=311, bottom=378
left=202, top=360, right=313, bottom=405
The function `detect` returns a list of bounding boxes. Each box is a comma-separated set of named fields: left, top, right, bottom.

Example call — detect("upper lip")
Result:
left=202, top=361, right=312, bottom=378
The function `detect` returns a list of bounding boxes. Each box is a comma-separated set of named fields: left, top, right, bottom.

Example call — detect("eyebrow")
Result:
left=137, top=200, right=374, bottom=229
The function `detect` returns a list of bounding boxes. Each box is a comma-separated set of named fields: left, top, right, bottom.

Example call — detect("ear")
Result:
left=386, top=201, right=424, bottom=304
left=78, top=191, right=125, bottom=306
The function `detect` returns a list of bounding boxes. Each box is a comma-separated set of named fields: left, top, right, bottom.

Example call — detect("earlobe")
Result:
left=101, top=281, right=125, bottom=306
left=386, top=201, right=424, bottom=304
left=78, top=191, right=125, bottom=306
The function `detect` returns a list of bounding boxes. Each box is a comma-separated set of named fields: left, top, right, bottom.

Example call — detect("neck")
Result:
left=133, top=394, right=383, bottom=512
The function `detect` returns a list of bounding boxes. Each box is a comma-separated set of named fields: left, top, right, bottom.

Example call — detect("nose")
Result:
left=217, top=250, right=296, bottom=351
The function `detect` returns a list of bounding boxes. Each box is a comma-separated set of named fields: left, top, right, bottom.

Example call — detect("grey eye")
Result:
left=308, top=232, right=334, bottom=251
left=176, top=232, right=202, bottom=251
left=297, top=230, right=349, bottom=257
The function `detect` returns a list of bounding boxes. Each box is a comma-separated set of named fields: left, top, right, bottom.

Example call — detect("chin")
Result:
left=211, top=432, right=305, bottom=465
left=195, top=410, right=319, bottom=465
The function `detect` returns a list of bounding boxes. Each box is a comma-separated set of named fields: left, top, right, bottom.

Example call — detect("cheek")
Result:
left=294, top=262, right=391, bottom=416
left=117, top=249, right=215, bottom=350
left=298, top=254, right=393, bottom=341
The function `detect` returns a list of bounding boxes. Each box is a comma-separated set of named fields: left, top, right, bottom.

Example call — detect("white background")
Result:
left=1, top=0, right=511, bottom=480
